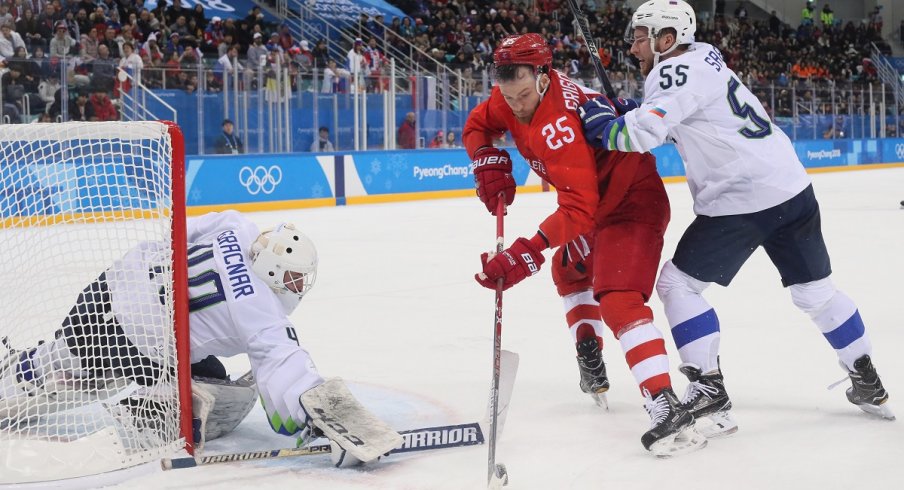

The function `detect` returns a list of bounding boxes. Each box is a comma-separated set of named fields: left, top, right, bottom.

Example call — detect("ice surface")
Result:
left=94, top=168, right=904, bottom=489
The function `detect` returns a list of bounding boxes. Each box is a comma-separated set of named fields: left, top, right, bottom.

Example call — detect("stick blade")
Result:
left=481, top=350, right=519, bottom=437
left=488, top=463, right=509, bottom=489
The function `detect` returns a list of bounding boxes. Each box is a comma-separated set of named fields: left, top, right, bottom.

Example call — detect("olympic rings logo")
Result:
left=895, top=143, right=904, bottom=160
left=239, top=165, right=282, bottom=195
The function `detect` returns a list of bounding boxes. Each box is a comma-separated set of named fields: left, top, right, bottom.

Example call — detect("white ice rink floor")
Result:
left=64, top=167, right=904, bottom=489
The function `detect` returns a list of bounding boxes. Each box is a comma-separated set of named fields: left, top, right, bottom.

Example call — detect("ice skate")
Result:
left=845, top=355, right=894, bottom=420
left=641, top=387, right=706, bottom=458
left=0, top=337, right=19, bottom=401
left=0, top=338, right=46, bottom=424
left=679, top=362, right=738, bottom=437
left=0, top=337, right=37, bottom=401
left=576, top=338, right=609, bottom=409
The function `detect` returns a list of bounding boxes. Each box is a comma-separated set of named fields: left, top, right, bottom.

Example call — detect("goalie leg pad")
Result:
left=299, top=378, right=402, bottom=463
left=191, top=371, right=258, bottom=450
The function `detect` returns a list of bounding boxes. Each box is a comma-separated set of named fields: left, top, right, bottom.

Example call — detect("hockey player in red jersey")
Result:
left=463, top=33, right=704, bottom=456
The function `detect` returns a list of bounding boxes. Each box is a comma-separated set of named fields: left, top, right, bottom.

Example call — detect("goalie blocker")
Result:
left=300, top=378, right=403, bottom=462
left=194, top=374, right=403, bottom=464
left=164, top=349, right=519, bottom=471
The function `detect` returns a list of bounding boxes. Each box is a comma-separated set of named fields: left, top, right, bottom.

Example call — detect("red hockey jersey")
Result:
left=463, top=70, right=649, bottom=248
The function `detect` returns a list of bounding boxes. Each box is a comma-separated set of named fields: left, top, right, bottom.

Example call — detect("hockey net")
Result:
left=0, top=121, right=190, bottom=483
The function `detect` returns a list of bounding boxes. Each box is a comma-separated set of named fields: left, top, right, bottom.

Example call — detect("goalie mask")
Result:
left=625, top=0, right=696, bottom=67
left=250, top=223, right=318, bottom=313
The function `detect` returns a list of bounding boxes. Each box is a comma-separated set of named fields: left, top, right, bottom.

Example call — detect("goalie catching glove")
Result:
left=476, top=235, right=546, bottom=291
left=472, top=146, right=516, bottom=216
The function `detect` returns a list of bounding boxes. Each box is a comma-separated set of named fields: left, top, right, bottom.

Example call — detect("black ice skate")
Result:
left=679, top=362, right=738, bottom=437
left=641, top=387, right=706, bottom=458
left=845, top=355, right=894, bottom=420
left=576, top=338, right=609, bottom=409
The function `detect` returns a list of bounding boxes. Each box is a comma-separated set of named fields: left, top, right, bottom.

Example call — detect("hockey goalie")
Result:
left=0, top=210, right=402, bottom=481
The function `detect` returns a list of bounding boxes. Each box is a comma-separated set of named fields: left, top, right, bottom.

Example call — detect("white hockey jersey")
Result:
left=622, top=42, right=811, bottom=217
left=107, top=210, right=324, bottom=437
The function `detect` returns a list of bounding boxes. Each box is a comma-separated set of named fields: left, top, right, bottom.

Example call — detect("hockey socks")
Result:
left=563, top=290, right=604, bottom=346
left=617, top=323, right=671, bottom=395
left=670, top=309, right=720, bottom=372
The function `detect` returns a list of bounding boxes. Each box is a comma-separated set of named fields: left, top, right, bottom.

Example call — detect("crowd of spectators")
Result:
left=0, top=0, right=287, bottom=123
left=367, top=1, right=890, bottom=98
left=0, top=0, right=897, bottom=125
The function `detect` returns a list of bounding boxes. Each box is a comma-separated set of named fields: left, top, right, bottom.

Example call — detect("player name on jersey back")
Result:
left=216, top=229, right=256, bottom=299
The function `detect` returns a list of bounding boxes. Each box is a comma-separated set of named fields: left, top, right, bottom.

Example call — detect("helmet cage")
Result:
left=250, top=223, right=318, bottom=313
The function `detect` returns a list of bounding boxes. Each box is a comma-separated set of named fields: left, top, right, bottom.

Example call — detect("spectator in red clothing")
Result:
left=203, top=16, right=224, bottom=55
left=88, top=89, right=117, bottom=121
left=278, top=25, right=294, bottom=51
left=397, top=111, right=416, bottom=149
left=428, top=130, right=444, bottom=148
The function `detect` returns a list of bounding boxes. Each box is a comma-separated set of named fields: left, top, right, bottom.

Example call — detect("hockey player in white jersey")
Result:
left=578, top=0, right=894, bottom=436
left=0, top=211, right=402, bottom=464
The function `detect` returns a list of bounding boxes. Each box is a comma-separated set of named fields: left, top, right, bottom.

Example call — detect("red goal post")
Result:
left=0, top=121, right=192, bottom=483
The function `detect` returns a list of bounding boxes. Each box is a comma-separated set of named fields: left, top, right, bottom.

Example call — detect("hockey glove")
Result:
left=612, top=97, right=641, bottom=115
left=578, top=97, right=618, bottom=148
left=476, top=237, right=545, bottom=291
left=578, top=97, right=630, bottom=151
left=472, top=146, right=515, bottom=216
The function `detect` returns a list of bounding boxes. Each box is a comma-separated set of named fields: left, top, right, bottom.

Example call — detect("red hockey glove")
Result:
left=475, top=237, right=546, bottom=291
left=472, top=146, right=515, bottom=216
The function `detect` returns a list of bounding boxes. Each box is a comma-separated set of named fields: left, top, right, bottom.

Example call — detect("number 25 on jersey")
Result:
left=542, top=116, right=575, bottom=150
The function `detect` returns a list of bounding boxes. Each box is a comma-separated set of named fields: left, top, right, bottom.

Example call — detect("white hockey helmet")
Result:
left=250, top=223, right=318, bottom=313
left=625, top=0, right=696, bottom=64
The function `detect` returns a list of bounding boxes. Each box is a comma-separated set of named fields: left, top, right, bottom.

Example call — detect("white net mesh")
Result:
left=0, top=122, right=185, bottom=483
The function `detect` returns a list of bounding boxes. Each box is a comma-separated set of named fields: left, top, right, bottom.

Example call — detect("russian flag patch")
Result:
left=649, top=107, right=667, bottom=118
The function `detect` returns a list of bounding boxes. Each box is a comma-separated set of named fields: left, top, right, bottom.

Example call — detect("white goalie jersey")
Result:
left=623, top=42, right=811, bottom=217
left=109, top=211, right=324, bottom=437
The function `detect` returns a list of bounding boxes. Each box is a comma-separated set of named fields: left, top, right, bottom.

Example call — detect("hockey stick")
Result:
left=163, top=363, right=519, bottom=471
left=161, top=422, right=485, bottom=470
left=565, top=0, right=616, bottom=98
left=487, top=196, right=509, bottom=489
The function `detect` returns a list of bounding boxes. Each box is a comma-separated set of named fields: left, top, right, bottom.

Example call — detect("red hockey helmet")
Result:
left=493, top=34, right=552, bottom=71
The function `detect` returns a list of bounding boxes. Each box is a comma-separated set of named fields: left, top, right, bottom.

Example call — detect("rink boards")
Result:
left=183, top=137, right=904, bottom=215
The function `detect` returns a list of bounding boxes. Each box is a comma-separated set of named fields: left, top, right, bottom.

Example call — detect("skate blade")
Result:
left=649, top=425, right=708, bottom=458
left=590, top=391, right=609, bottom=411
left=858, top=401, right=896, bottom=421
left=696, top=411, right=739, bottom=438
left=488, top=463, right=508, bottom=489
